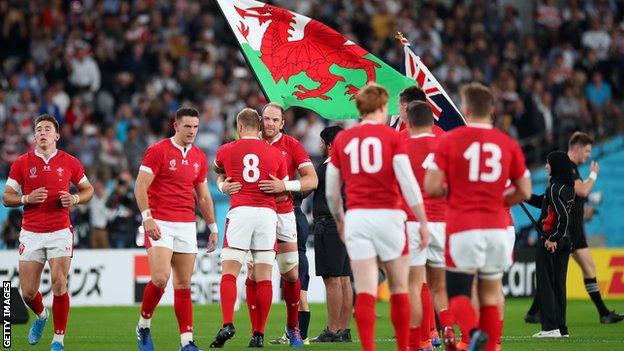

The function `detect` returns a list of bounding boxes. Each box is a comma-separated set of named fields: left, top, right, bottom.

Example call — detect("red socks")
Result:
left=420, top=283, right=433, bottom=343
left=255, top=280, right=273, bottom=334
left=390, top=293, right=411, bottom=351
left=220, top=274, right=237, bottom=325
left=52, top=293, right=69, bottom=335
left=355, top=293, right=376, bottom=351
left=479, top=306, right=500, bottom=351
left=449, top=296, right=478, bottom=345
left=439, top=308, right=454, bottom=329
left=141, top=281, right=165, bottom=319
left=497, top=318, right=503, bottom=346
left=410, top=326, right=421, bottom=350
left=282, top=278, right=301, bottom=328
left=174, top=288, right=193, bottom=333
left=24, top=291, right=45, bottom=316
left=245, top=278, right=258, bottom=332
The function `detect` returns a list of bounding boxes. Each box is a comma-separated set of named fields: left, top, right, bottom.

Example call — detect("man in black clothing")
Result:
left=525, top=132, right=623, bottom=324
left=310, top=126, right=353, bottom=343
left=528, top=151, right=575, bottom=338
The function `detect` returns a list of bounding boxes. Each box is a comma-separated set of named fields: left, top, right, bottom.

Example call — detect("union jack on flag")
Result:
left=395, top=34, right=466, bottom=131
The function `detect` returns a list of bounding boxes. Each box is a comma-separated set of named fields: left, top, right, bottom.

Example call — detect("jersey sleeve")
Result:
left=393, top=132, right=407, bottom=156
left=509, top=140, right=529, bottom=180
left=292, top=139, right=313, bottom=170
left=329, top=135, right=342, bottom=170
left=140, top=145, right=162, bottom=175
left=431, top=135, right=449, bottom=173
left=214, top=144, right=226, bottom=170
left=6, top=157, right=24, bottom=192
left=194, top=153, right=208, bottom=185
left=70, top=156, right=87, bottom=186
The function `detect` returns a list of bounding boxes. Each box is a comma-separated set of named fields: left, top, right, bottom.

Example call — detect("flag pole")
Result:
left=519, top=202, right=546, bottom=237
left=214, top=2, right=271, bottom=104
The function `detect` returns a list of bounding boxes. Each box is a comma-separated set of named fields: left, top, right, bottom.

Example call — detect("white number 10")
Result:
left=344, top=137, right=383, bottom=174
left=463, top=142, right=502, bottom=182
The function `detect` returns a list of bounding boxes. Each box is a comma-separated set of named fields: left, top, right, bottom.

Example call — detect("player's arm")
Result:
left=325, top=163, right=345, bottom=241
left=574, top=161, right=599, bottom=197
left=134, top=170, right=161, bottom=240
left=424, top=145, right=447, bottom=198
left=194, top=180, right=219, bottom=252
left=394, top=154, right=429, bottom=250
left=259, top=164, right=318, bottom=194
left=1, top=181, right=42, bottom=207
left=505, top=175, right=532, bottom=206
left=59, top=176, right=94, bottom=207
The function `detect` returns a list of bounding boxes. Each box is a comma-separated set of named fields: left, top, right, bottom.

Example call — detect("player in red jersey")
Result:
left=134, top=107, right=218, bottom=351
left=209, top=108, right=287, bottom=348
left=402, top=101, right=456, bottom=350
left=393, top=86, right=445, bottom=138
left=221, top=102, right=318, bottom=347
left=326, top=84, right=429, bottom=351
left=2, top=114, right=94, bottom=351
left=424, top=83, right=531, bottom=351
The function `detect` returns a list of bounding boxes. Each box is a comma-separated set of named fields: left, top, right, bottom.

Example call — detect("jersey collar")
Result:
left=34, top=149, right=58, bottom=164
left=410, top=133, right=435, bottom=139
left=360, top=119, right=382, bottom=125
left=170, top=137, right=191, bottom=158
left=467, top=122, right=493, bottom=129
left=241, top=136, right=261, bottom=140
left=267, top=132, right=283, bottom=145
left=324, top=156, right=331, bottom=164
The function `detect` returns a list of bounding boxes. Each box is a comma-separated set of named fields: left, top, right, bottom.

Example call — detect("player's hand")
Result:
left=207, top=232, right=218, bottom=253
left=590, top=161, right=599, bottom=175
left=222, top=177, right=242, bottom=195
left=58, top=191, right=77, bottom=207
left=259, top=174, right=286, bottom=193
left=418, top=224, right=429, bottom=251
left=143, top=218, right=161, bottom=240
left=545, top=239, right=557, bottom=253
left=27, top=187, right=48, bottom=204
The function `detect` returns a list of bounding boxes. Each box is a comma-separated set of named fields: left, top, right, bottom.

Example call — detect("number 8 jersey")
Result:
left=215, top=136, right=288, bottom=210
left=431, top=123, right=529, bottom=235
left=329, top=121, right=407, bottom=210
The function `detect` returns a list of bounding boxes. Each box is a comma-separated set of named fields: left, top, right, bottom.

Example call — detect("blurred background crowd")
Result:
left=1, top=0, right=623, bottom=249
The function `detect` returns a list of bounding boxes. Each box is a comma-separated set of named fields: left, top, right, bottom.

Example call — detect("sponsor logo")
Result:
left=43, top=165, right=51, bottom=171
left=608, top=256, right=624, bottom=294
left=18, top=244, right=24, bottom=256
left=181, top=159, right=189, bottom=165
left=169, top=159, right=177, bottom=171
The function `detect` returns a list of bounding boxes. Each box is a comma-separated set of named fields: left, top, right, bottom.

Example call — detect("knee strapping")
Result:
left=221, top=248, right=247, bottom=264
left=252, top=250, right=276, bottom=265
left=276, top=251, right=299, bottom=274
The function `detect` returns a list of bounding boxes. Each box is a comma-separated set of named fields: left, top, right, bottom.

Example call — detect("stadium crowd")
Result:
left=1, top=0, right=623, bottom=249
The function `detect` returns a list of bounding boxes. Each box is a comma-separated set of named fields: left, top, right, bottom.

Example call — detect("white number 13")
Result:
left=463, top=142, right=502, bottom=182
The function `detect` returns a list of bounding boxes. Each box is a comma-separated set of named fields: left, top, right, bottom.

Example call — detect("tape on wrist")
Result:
left=141, top=209, right=152, bottom=222
left=284, top=180, right=301, bottom=192
left=73, top=194, right=80, bottom=205
left=21, top=195, right=28, bottom=205
left=217, top=180, right=224, bottom=193
left=589, top=171, right=597, bottom=181
left=208, top=222, right=218, bottom=233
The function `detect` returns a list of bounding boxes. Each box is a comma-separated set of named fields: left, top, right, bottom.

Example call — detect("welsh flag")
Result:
left=216, top=0, right=415, bottom=119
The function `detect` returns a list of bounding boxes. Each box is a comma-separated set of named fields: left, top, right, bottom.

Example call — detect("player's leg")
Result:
left=295, top=207, right=311, bottom=343
left=48, top=256, right=71, bottom=349
left=385, top=255, right=412, bottom=351
left=171, top=253, right=198, bottom=348
left=211, top=249, right=244, bottom=348
left=249, top=250, right=276, bottom=347
left=338, top=275, right=353, bottom=342
left=477, top=277, right=502, bottom=351
left=406, top=222, right=427, bottom=350
left=277, top=234, right=302, bottom=347
left=19, top=259, right=47, bottom=345
left=350, top=258, right=379, bottom=351
left=572, top=248, right=621, bottom=322
left=426, top=222, right=452, bottom=347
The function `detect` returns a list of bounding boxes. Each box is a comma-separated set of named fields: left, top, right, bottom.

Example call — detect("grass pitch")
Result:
left=8, top=298, right=624, bottom=350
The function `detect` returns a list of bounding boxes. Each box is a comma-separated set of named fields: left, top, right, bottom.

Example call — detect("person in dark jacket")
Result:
left=529, top=151, right=576, bottom=338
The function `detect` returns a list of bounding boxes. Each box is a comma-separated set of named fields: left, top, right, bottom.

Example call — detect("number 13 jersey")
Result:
left=329, top=121, right=407, bottom=210
left=431, top=123, right=529, bottom=235
left=215, top=137, right=288, bottom=210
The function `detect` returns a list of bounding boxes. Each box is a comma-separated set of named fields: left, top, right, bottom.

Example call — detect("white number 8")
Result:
left=243, top=154, right=260, bottom=182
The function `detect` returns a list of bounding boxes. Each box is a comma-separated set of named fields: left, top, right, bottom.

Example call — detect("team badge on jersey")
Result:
left=193, top=162, right=200, bottom=174
left=169, top=159, right=177, bottom=170
left=56, top=167, right=64, bottom=176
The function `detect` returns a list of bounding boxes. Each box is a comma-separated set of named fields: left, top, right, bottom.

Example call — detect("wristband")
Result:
left=589, top=171, right=597, bottom=181
left=21, top=195, right=28, bottom=205
left=217, top=180, right=224, bottom=193
left=284, top=180, right=301, bottom=192
left=141, top=209, right=152, bottom=222
left=72, top=194, right=80, bottom=205
left=208, top=222, right=218, bottom=233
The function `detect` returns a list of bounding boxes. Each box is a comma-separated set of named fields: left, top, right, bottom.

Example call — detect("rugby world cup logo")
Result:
left=29, top=167, right=37, bottom=178
left=169, top=159, right=177, bottom=170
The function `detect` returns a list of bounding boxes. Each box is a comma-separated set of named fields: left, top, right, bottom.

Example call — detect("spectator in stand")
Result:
left=124, top=125, right=147, bottom=177
left=67, top=40, right=101, bottom=103
left=1, top=209, right=22, bottom=249
left=105, top=178, right=137, bottom=248
left=88, top=179, right=110, bottom=249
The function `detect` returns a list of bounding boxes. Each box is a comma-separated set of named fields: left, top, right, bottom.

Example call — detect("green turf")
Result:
left=8, top=298, right=624, bottom=350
